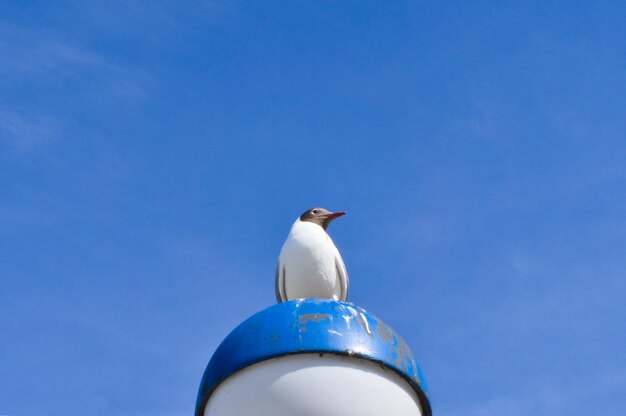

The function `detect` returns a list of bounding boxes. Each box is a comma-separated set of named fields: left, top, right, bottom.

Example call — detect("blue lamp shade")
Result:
left=196, top=299, right=431, bottom=416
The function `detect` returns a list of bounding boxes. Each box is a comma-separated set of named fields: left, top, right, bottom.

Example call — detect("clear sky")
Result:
left=1, top=2, right=625, bottom=415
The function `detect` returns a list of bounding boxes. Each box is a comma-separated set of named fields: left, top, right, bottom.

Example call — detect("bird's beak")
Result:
left=326, top=211, right=346, bottom=221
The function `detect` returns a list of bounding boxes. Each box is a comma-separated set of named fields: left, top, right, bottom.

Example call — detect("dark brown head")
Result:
left=299, top=208, right=346, bottom=230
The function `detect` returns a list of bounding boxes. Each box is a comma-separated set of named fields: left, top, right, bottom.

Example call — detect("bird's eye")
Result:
left=312, top=209, right=320, bottom=214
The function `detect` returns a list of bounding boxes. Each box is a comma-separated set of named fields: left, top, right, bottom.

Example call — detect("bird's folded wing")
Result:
left=275, top=260, right=286, bottom=303
left=335, top=253, right=349, bottom=302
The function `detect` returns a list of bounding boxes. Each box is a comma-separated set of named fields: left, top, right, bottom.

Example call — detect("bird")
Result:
left=275, top=208, right=349, bottom=303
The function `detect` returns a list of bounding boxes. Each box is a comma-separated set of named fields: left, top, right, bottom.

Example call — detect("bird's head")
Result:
left=300, top=208, right=345, bottom=230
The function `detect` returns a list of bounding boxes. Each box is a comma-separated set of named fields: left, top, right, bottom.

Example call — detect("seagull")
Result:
left=275, top=208, right=349, bottom=303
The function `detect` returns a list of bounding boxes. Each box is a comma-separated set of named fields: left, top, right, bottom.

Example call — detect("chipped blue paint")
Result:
left=196, top=299, right=431, bottom=416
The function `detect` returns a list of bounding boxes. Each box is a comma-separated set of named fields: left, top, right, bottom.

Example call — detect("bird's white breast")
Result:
left=279, top=219, right=342, bottom=300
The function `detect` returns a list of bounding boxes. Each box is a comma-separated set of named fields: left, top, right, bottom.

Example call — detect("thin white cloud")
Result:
left=0, top=23, right=100, bottom=81
left=0, top=20, right=153, bottom=98
left=0, top=21, right=154, bottom=154
left=0, top=108, right=60, bottom=151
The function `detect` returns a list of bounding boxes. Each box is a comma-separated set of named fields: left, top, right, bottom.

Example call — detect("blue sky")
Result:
left=1, top=1, right=625, bottom=415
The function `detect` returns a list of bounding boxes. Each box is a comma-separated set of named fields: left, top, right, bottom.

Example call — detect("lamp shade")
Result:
left=196, top=299, right=431, bottom=416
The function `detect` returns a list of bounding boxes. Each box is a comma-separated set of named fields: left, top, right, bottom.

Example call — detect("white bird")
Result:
left=275, top=208, right=349, bottom=303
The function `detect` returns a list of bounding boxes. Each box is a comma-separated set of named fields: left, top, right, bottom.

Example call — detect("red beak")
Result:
left=326, top=211, right=346, bottom=220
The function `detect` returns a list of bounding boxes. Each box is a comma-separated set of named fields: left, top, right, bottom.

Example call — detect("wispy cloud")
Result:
left=0, top=20, right=154, bottom=154
left=0, top=23, right=101, bottom=81
left=0, top=19, right=153, bottom=98
left=0, top=108, right=60, bottom=151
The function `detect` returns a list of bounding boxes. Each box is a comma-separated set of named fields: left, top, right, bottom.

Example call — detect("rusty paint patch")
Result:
left=356, top=312, right=373, bottom=336
left=298, top=313, right=331, bottom=325
left=345, top=305, right=358, bottom=317
left=395, top=336, right=413, bottom=369
left=268, top=335, right=282, bottom=345
left=376, top=321, right=394, bottom=343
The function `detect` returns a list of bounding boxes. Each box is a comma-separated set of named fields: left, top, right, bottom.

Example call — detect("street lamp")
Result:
left=196, top=299, right=431, bottom=416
